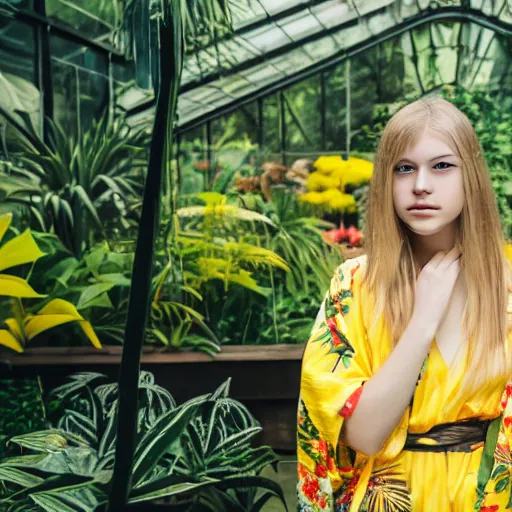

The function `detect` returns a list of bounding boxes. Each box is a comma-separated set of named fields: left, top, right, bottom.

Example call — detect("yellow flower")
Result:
left=299, top=192, right=327, bottom=205
left=1, top=299, right=102, bottom=353
left=341, top=157, right=374, bottom=186
left=323, top=189, right=357, bottom=212
left=0, top=213, right=46, bottom=298
left=313, top=156, right=346, bottom=175
left=306, top=173, right=341, bottom=192
left=505, top=243, right=512, bottom=262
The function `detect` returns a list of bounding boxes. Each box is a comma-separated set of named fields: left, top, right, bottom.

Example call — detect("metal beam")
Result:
left=14, top=7, right=127, bottom=62
left=127, top=5, right=388, bottom=118
left=171, top=7, right=512, bottom=134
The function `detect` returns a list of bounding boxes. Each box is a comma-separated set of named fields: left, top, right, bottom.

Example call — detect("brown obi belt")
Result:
left=404, top=419, right=491, bottom=453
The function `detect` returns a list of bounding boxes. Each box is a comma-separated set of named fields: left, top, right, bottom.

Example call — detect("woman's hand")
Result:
left=412, top=245, right=462, bottom=336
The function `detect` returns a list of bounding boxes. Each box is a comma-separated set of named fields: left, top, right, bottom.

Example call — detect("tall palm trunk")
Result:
left=108, top=4, right=182, bottom=509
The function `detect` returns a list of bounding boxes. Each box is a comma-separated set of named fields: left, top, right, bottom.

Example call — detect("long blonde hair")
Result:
left=362, top=95, right=512, bottom=400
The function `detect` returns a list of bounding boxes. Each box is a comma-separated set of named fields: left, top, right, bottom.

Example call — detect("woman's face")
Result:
left=392, top=129, right=465, bottom=237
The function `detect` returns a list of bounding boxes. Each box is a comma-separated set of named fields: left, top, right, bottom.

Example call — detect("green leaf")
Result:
left=77, top=283, right=115, bottom=310
left=495, top=475, right=510, bottom=493
left=131, top=397, right=206, bottom=486
left=0, top=466, right=44, bottom=488
left=128, top=475, right=219, bottom=504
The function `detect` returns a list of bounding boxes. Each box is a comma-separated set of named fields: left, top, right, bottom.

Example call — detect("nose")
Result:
left=413, top=168, right=432, bottom=196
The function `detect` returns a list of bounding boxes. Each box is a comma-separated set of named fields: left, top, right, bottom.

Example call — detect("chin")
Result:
left=404, top=221, right=447, bottom=237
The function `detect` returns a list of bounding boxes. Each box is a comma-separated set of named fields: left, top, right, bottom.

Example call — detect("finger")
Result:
left=439, top=245, right=462, bottom=268
left=428, top=251, right=448, bottom=269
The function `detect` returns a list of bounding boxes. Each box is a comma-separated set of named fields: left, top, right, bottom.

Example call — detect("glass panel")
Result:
left=311, top=1, right=351, bottom=28
left=178, top=125, right=208, bottom=196
left=283, top=75, right=321, bottom=152
left=324, top=65, right=347, bottom=152
left=262, top=93, right=281, bottom=154
left=279, top=12, right=322, bottom=40
left=51, top=36, right=109, bottom=134
left=0, top=19, right=36, bottom=83
left=45, top=0, right=121, bottom=44
left=112, top=60, right=153, bottom=112
left=0, top=19, right=39, bottom=127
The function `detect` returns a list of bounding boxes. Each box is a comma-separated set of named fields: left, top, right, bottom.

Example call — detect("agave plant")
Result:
left=0, top=372, right=286, bottom=511
left=0, top=213, right=100, bottom=352
left=0, top=108, right=149, bottom=257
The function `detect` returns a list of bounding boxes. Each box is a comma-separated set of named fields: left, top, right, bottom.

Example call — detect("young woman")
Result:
left=297, top=96, right=512, bottom=511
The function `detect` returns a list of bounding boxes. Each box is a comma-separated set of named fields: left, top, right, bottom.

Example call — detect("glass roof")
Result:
left=123, top=0, right=512, bottom=130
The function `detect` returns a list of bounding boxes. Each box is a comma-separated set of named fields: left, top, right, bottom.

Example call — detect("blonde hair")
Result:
left=362, top=95, right=512, bottom=401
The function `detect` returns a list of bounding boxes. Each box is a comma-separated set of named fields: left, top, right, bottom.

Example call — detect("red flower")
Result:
left=327, top=317, right=342, bottom=347
left=318, top=439, right=328, bottom=460
left=315, top=464, right=328, bottom=478
left=339, top=387, right=363, bottom=418
left=318, top=495, right=327, bottom=508
left=302, top=473, right=320, bottom=501
left=505, top=416, right=512, bottom=429
left=501, top=384, right=512, bottom=408
left=327, top=456, right=336, bottom=471
left=298, top=462, right=308, bottom=480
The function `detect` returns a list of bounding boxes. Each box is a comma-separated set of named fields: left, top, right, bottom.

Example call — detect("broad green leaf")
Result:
left=132, top=397, right=206, bottom=485
left=128, top=476, right=219, bottom=504
left=77, top=283, right=115, bottom=310
left=8, top=431, right=69, bottom=453
left=0, top=466, right=44, bottom=488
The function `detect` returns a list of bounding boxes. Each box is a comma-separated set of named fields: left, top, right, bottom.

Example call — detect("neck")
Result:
left=409, top=224, right=460, bottom=273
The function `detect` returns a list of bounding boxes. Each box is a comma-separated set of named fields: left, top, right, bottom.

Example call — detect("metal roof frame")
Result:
left=172, top=6, right=512, bottom=134
left=126, top=5, right=511, bottom=132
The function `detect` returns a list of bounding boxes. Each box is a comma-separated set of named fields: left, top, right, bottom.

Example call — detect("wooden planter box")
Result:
left=0, top=344, right=304, bottom=452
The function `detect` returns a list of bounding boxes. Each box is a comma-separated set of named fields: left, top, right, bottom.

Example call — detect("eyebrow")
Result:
left=397, top=154, right=457, bottom=163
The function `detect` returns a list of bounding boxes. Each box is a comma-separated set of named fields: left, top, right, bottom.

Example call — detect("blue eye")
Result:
left=394, top=165, right=414, bottom=174
left=434, top=162, right=453, bottom=170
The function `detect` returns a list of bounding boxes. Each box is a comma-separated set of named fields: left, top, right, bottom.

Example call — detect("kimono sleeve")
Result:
left=297, top=256, right=373, bottom=510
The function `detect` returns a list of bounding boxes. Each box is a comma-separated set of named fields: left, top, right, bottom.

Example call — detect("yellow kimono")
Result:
left=297, top=255, right=512, bottom=511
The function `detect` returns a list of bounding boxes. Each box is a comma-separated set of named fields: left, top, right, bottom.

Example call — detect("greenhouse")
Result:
left=0, top=0, right=511, bottom=510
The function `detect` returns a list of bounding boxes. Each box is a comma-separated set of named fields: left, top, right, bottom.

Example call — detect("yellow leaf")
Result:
left=36, top=298, right=83, bottom=317
left=0, top=229, right=46, bottom=273
left=0, top=275, right=46, bottom=298
left=5, top=317, right=23, bottom=341
left=0, top=213, right=13, bottom=244
left=0, top=329, right=23, bottom=352
left=24, top=313, right=79, bottom=340
left=78, top=320, right=102, bottom=349
left=24, top=299, right=101, bottom=349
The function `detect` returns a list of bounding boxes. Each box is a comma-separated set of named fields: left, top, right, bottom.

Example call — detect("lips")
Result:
left=407, top=204, right=440, bottom=211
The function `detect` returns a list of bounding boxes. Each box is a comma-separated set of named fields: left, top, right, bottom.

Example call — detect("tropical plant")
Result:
left=0, top=108, right=149, bottom=257
left=110, top=1, right=235, bottom=507
left=261, top=188, right=341, bottom=300
left=0, top=213, right=101, bottom=352
left=0, top=372, right=286, bottom=511
left=176, top=192, right=289, bottom=296
left=0, top=379, right=46, bottom=460
left=26, top=234, right=219, bottom=354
